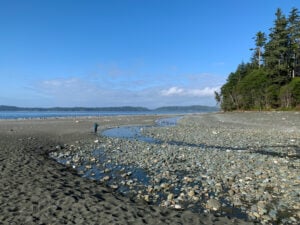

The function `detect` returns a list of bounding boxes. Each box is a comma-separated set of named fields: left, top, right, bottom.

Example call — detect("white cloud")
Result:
left=161, top=87, right=184, bottom=96
left=187, top=87, right=220, bottom=96
left=26, top=65, right=225, bottom=107
left=32, top=77, right=219, bottom=108
left=43, top=78, right=80, bottom=90
left=161, top=86, right=219, bottom=97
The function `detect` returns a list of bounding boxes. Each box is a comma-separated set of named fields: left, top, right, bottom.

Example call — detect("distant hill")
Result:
left=0, top=105, right=219, bottom=112
left=0, top=105, right=220, bottom=112
left=0, top=105, right=20, bottom=111
left=0, top=105, right=150, bottom=112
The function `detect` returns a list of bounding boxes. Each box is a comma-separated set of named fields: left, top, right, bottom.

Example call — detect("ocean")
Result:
left=0, top=111, right=157, bottom=120
left=0, top=110, right=213, bottom=120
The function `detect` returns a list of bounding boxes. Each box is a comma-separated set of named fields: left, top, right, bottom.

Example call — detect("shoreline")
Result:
left=1, top=112, right=299, bottom=224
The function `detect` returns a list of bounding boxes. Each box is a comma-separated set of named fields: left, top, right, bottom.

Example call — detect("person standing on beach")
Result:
left=94, top=123, right=99, bottom=133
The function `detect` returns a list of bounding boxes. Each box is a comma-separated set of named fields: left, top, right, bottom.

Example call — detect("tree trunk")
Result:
left=258, top=48, right=261, bottom=68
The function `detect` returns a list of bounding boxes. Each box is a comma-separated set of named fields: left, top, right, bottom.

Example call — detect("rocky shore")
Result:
left=50, top=112, right=300, bottom=224
left=0, top=114, right=255, bottom=225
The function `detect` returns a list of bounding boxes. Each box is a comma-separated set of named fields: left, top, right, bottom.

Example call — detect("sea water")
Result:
left=0, top=111, right=154, bottom=119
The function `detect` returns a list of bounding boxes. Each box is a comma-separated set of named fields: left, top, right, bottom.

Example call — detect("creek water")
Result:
left=101, top=116, right=181, bottom=143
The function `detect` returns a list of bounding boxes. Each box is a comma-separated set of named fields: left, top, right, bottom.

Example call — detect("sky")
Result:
left=0, top=0, right=298, bottom=108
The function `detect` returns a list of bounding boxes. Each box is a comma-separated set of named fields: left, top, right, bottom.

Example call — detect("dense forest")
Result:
left=215, top=7, right=300, bottom=111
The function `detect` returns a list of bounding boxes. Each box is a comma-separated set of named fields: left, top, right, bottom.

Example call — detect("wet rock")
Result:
left=55, top=145, right=63, bottom=150
left=187, top=190, right=195, bottom=198
left=85, top=164, right=92, bottom=169
left=174, top=204, right=182, bottom=210
left=232, top=196, right=242, bottom=206
left=228, top=189, right=234, bottom=196
left=102, top=176, right=110, bottom=181
left=106, top=183, right=117, bottom=189
left=153, top=185, right=161, bottom=192
left=206, top=199, right=221, bottom=211
left=167, top=193, right=174, bottom=201
left=183, top=176, right=193, bottom=183
left=160, top=183, right=169, bottom=190
left=144, top=195, right=150, bottom=202
left=268, top=209, right=277, bottom=220
left=257, top=201, right=267, bottom=215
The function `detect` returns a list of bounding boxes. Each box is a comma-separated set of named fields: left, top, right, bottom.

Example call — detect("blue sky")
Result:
left=0, top=0, right=298, bottom=108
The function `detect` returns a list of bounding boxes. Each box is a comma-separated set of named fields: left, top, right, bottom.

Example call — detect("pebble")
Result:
left=206, top=199, right=221, bottom=211
left=167, top=193, right=174, bottom=201
left=187, top=190, right=195, bottom=197
left=160, top=183, right=169, bottom=190
left=144, top=195, right=150, bottom=202
left=109, top=184, right=119, bottom=190
left=174, top=204, right=182, bottom=210
left=102, top=176, right=110, bottom=181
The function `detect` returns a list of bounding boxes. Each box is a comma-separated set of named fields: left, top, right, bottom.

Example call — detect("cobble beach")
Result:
left=1, top=112, right=299, bottom=224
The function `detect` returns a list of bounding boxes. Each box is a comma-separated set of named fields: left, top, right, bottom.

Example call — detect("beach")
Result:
left=0, top=113, right=299, bottom=224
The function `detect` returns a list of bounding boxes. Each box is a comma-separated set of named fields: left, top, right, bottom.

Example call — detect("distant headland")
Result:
left=0, top=105, right=219, bottom=112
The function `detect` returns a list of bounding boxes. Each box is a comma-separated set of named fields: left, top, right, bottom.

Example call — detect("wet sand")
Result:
left=0, top=115, right=252, bottom=225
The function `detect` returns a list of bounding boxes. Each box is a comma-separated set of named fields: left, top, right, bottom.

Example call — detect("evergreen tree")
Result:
left=264, top=8, right=289, bottom=85
left=218, top=7, right=300, bottom=111
left=251, top=31, right=267, bottom=68
left=287, top=7, right=300, bottom=78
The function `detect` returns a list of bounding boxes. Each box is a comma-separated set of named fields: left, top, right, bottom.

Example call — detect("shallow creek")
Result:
left=52, top=117, right=249, bottom=220
left=102, top=116, right=180, bottom=143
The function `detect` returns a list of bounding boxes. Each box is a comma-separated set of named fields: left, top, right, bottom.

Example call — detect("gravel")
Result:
left=51, top=111, right=300, bottom=224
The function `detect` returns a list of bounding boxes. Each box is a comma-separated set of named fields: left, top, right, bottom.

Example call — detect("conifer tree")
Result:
left=217, top=7, right=300, bottom=111
left=251, top=31, right=267, bottom=68
left=287, top=7, right=300, bottom=78
left=264, top=8, right=289, bottom=85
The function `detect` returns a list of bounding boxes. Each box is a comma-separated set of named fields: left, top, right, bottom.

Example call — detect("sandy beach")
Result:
left=0, top=113, right=299, bottom=224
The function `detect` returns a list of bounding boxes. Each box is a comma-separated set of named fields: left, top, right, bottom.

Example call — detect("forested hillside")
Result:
left=216, top=7, right=300, bottom=111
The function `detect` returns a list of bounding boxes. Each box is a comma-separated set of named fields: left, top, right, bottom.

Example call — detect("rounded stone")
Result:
left=167, top=193, right=174, bottom=201
left=206, top=199, right=221, bottom=211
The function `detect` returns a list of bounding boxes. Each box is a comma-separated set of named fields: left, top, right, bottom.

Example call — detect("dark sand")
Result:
left=0, top=115, right=254, bottom=225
